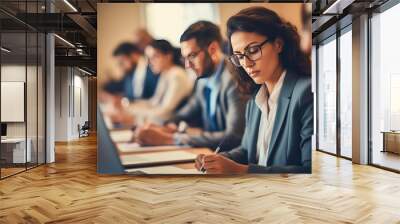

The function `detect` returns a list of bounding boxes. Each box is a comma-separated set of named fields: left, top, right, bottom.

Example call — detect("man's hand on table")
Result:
left=109, top=109, right=135, bottom=127
left=164, top=122, right=178, bottom=133
left=136, top=124, right=174, bottom=146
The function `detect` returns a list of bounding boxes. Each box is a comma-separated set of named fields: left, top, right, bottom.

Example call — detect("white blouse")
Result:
left=255, top=70, right=286, bottom=166
left=131, top=65, right=194, bottom=124
left=132, top=56, right=148, bottom=98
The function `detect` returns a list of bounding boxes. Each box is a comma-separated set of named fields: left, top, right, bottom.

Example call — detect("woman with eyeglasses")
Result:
left=195, top=7, right=313, bottom=174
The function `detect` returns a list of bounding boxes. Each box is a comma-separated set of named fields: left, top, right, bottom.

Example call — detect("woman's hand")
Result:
left=194, top=154, right=248, bottom=174
left=194, top=154, right=206, bottom=172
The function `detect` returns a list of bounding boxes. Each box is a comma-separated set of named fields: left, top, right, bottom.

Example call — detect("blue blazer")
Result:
left=222, top=70, right=313, bottom=173
left=104, top=64, right=159, bottom=101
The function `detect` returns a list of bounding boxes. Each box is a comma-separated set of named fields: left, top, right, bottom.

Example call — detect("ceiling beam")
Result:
left=55, top=55, right=96, bottom=72
left=67, top=13, right=97, bottom=40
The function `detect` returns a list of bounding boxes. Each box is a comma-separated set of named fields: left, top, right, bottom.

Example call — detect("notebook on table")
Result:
left=117, top=143, right=190, bottom=153
left=120, top=151, right=197, bottom=169
left=109, top=129, right=134, bottom=143
left=126, top=165, right=203, bottom=175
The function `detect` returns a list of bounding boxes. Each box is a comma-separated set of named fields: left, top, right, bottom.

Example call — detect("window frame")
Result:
left=315, top=23, right=353, bottom=161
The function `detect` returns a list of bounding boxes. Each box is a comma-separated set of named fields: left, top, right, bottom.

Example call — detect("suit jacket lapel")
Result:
left=267, top=70, right=298, bottom=164
left=126, top=72, right=135, bottom=100
left=214, top=60, right=229, bottom=127
left=215, top=59, right=228, bottom=99
left=248, top=103, right=261, bottom=164
left=246, top=86, right=261, bottom=164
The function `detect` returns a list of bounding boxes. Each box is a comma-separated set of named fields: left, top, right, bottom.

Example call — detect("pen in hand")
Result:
left=199, top=136, right=228, bottom=173
left=200, top=145, right=222, bottom=173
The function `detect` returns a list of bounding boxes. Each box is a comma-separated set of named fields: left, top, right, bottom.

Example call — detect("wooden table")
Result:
left=1, top=138, right=32, bottom=164
left=108, top=128, right=213, bottom=174
left=381, top=131, right=400, bottom=154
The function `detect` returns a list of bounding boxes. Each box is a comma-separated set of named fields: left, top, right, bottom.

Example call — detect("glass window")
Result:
left=317, top=36, right=337, bottom=154
left=38, top=32, right=46, bottom=165
left=1, top=31, right=28, bottom=178
left=339, top=28, right=352, bottom=158
left=0, top=1, right=46, bottom=179
left=371, top=3, right=400, bottom=171
left=27, top=30, right=38, bottom=169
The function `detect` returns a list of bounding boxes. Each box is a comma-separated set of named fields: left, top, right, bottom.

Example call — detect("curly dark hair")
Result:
left=227, top=6, right=311, bottom=95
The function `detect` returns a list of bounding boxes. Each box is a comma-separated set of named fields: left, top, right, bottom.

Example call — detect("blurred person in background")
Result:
left=136, top=21, right=247, bottom=151
left=100, top=42, right=142, bottom=127
left=102, top=42, right=159, bottom=100
left=132, top=28, right=153, bottom=53
left=100, top=41, right=158, bottom=127
left=300, top=4, right=312, bottom=57
left=131, top=28, right=160, bottom=100
left=101, top=30, right=160, bottom=105
left=129, top=39, right=194, bottom=124
left=102, top=42, right=142, bottom=101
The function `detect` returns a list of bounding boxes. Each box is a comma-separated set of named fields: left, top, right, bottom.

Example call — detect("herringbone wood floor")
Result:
left=1, top=134, right=400, bottom=224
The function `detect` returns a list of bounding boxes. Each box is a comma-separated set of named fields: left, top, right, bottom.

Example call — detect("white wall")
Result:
left=71, top=73, right=89, bottom=138
left=1, top=63, right=46, bottom=163
left=54, top=66, right=69, bottom=141
left=1, top=65, right=26, bottom=133
left=1, top=65, right=35, bottom=138
left=1, top=65, right=26, bottom=143
left=54, top=67, right=89, bottom=141
left=145, top=4, right=219, bottom=47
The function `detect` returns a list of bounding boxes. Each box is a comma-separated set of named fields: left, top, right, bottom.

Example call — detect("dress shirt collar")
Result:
left=255, top=69, right=287, bottom=113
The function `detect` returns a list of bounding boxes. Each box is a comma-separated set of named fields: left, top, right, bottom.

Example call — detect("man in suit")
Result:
left=136, top=21, right=247, bottom=151
left=103, top=42, right=159, bottom=101
left=131, top=28, right=162, bottom=99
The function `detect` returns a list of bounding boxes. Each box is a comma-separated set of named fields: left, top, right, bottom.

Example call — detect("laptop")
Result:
left=97, top=107, right=126, bottom=174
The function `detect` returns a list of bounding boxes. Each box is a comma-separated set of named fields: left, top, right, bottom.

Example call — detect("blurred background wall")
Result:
left=97, top=3, right=303, bottom=85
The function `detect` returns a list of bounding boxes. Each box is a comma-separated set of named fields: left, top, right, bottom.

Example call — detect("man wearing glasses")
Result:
left=136, top=21, right=247, bottom=151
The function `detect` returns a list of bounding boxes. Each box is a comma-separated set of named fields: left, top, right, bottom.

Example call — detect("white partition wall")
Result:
left=54, top=67, right=89, bottom=141
left=1, top=82, right=25, bottom=122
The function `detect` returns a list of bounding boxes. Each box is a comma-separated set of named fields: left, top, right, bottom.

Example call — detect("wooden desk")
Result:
left=1, top=138, right=32, bottom=164
left=382, top=131, right=400, bottom=154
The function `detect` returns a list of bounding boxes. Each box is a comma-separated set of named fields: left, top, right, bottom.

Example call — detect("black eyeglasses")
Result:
left=229, top=39, right=270, bottom=67
left=181, top=49, right=203, bottom=65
